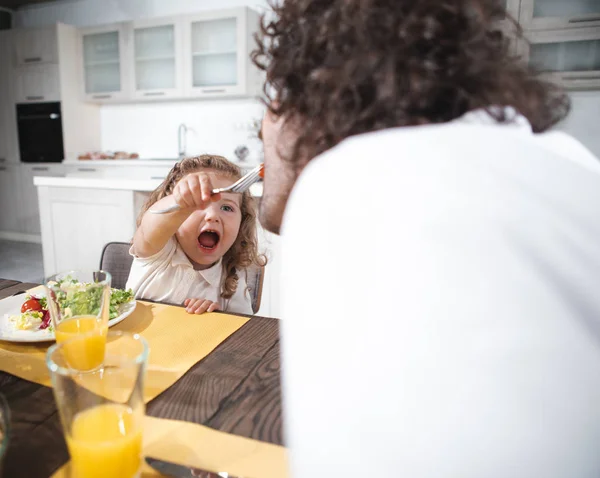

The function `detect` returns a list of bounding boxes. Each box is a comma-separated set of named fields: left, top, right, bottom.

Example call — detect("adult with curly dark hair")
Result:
left=253, top=1, right=600, bottom=477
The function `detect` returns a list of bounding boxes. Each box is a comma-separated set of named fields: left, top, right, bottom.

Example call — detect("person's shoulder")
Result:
left=532, top=130, right=600, bottom=173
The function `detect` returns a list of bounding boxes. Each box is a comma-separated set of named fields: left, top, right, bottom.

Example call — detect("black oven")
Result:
left=17, top=102, right=65, bottom=163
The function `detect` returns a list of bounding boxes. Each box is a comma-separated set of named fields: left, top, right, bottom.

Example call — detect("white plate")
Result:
left=0, top=292, right=137, bottom=343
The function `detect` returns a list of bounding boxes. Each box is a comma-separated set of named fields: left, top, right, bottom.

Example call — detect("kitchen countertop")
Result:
left=61, top=159, right=260, bottom=168
left=33, top=175, right=264, bottom=196
left=61, top=159, right=179, bottom=167
left=33, top=176, right=162, bottom=191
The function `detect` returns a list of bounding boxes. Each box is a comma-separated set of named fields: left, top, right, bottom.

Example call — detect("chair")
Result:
left=99, top=242, right=134, bottom=290
left=99, top=241, right=264, bottom=314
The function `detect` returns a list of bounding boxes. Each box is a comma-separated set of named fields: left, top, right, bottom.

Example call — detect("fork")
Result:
left=149, top=163, right=264, bottom=214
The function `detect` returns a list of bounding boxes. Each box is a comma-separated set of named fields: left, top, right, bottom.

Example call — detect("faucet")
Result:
left=178, top=123, right=188, bottom=160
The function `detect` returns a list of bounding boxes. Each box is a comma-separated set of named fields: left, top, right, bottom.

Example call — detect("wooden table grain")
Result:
left=0, top=279, right=283, bottom=478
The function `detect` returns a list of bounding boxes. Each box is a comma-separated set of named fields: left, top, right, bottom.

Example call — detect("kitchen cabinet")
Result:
left=0, top=31, right=19, bottom=165
left=521, top=27, right=600, bottom=90
left=0, top=165, right=21, bottom=233
left=37, top=185, right=137, bottom=276
left=13, top=26, right=57, bottom=65
left=130, top=17, right=184, bottom=99
left=14, top=63, right=61, bottom=103
left=62, top=164, right=172, bottom=180
left=520, top=0, right=600, bottom=30
left=257, top=227, right=281, bottom=318
left=79, top=23, right=129, bottom=102
left=182, top=7, right=262, bottom=98
left=20, top=164, right=66, bottom=235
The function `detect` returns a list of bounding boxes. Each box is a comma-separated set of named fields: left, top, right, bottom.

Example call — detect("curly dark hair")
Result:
left=137, top=155, right=267, bottom=299
left=252, top=0, right=570, bottom=164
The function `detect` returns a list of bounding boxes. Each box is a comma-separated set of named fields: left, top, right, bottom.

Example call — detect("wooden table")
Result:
left=0, top=278, right=283, bottom=478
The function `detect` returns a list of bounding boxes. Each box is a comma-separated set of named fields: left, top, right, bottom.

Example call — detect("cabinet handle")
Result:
left=32, top=166, right=49, bottom=171
left=77, top=168, right=97, bottom=172
left=26, top=96, right=44, bottom=101
left=143, top=92, right=166, bottom=96
left=567, top=74, right=600, bottom=80
left=201, top=88, right=226, bottom=94
left=569, top=16, right=600, bottom=24
left=92, top=94, right=112, bottom=99
left=24, top=57, right=42, bottom=63
left=150, top=176, right=165, bottom=180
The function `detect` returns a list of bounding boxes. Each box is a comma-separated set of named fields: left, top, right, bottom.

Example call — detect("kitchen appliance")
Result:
left=17, top=102, right=65, bottom=163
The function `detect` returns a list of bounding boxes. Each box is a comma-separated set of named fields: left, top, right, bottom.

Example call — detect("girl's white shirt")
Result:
left=126, top=237, right=253, bottom=315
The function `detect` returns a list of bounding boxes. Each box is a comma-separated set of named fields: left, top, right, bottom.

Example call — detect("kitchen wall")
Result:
left=14, top=0, right=270, bottom=162
left=14, top=0, right=600, bottom=159
left=556, top=91, right=600, bottom=158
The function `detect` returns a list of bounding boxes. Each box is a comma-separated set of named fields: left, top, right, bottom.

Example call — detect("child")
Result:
left=126, top=155, right=266, bottom=315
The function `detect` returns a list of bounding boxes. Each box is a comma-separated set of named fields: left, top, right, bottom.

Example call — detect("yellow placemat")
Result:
left=0, top=298, right=250, bottom=401
left=52, top=415, right=289, bottom=478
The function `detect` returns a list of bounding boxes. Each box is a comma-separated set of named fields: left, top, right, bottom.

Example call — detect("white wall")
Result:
left=100, top=99, right=265, bottom=161
left=15, top=0, right=269, bottom=162
left=556, top=91, right=600, bottom=158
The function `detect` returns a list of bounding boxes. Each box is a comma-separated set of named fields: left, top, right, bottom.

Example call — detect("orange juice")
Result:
left=55, top=316, right=107, bottom=370
left=67, top=404, right=142, bottom=478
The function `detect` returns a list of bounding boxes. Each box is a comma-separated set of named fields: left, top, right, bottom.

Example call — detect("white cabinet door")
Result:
left=520, top=0, right=600, bottom=29
left=183, top=7, right=261, bottom=98
left=523, top=27, right=600, bottom=90
left=20, top=164, right=66, bottom=235
left=37, top=186, right=136, bottom=276
left=14, top=26, right=58, bottom=65
left=130, top=17, right=184, bottom=100
left=256, top=227, right=281, bottom=318
left=0, top=31, right=18, bottom=165
left=14, top=63, right=61, bottom=103
left=79, top=24, right=130, bottom=102
left=0, top=164, right=21, bottom=233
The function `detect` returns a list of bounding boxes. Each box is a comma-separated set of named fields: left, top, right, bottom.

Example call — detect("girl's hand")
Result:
left=184, top=298, right=220, bottom=314
left=173, top=172, right=222, bottom=210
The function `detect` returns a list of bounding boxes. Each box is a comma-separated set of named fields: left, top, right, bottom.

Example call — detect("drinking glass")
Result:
left=45, top=270, right=112, bottom=370
left=47, top=331, right=148, bottom=478
left=0, top=393, right=10, bottom=477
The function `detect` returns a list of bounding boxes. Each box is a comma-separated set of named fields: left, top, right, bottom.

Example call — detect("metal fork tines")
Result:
left=213, top=163, right=263, bottom=194
left=149, top=163, right=263, bottom=214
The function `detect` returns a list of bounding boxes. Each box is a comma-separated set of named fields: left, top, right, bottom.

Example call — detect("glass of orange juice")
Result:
left=47, top=331, right=148, bottom=478
left=45, top=270, right=112, bottom=371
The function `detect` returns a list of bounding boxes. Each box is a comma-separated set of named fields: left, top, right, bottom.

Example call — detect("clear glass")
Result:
left=134, top=25, right=176, bottom=91
left=0, top=393, right=10, bottom=476
left=530, top=39, right=600, bottom=72
left=135, top=58, right=175, bottom=90
left=85, top=63, right=121, bottom=94
left=83, top=31, right=120, bottom=65
left=47, top=331, right=148, bottom=478
left=83, top=31, right=121, bottom=94
left=45, top=270, right=112, bottom=371
left=191, top=17, right=236, bottom=54
left=533, top=0, right=600, bottom=19
left=192, top=52, right=237, bottom=87
left=134, top=25, right=175, bottom=60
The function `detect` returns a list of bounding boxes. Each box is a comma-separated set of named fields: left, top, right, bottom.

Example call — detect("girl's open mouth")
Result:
left=198, top=230, right=220, bottom=251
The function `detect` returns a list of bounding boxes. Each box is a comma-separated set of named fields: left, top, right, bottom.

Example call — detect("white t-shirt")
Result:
left=280, top=110, right=600, bottom=478
left=126, top=237, right=253, bottom=315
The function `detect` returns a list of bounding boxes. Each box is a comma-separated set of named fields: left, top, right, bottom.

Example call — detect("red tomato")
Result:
left=21, top=298, right=42, bottom=313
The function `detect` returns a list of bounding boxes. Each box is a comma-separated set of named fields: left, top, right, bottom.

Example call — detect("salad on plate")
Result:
left=8, top=277, right=134, bottom=333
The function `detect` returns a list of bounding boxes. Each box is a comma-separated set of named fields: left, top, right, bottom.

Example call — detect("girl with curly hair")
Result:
left=126, top=155, right=266, bottom=315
